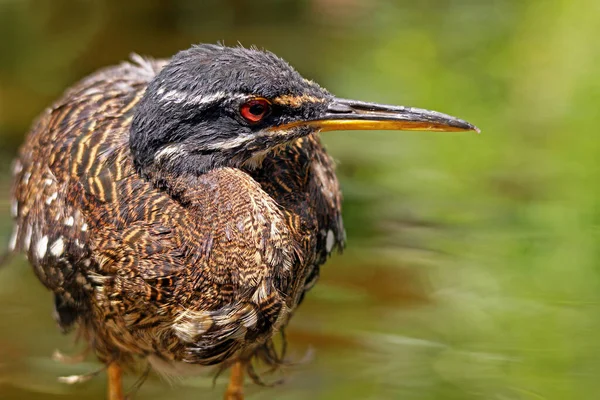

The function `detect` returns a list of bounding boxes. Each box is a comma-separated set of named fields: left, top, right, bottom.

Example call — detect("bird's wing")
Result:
left=10, top=56, right=167, bottom=329
left=249, top=135, right=345, bottom=305
left=305, top=135, right=345, bottom=286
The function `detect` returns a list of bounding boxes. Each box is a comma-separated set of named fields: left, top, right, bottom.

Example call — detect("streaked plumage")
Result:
left=10, top=44, right=477, bottom=399
left=11, top=47, right=343, bottom=374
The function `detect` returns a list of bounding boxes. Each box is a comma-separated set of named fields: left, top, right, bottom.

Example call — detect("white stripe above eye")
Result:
left=158, top=89, right=246, bottom=107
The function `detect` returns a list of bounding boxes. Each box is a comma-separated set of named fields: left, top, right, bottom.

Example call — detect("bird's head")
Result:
left=130, top=44, right=478, bottom=179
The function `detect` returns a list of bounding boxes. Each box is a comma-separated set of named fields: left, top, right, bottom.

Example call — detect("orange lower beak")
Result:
left=274, top=98, right=479, bottom=133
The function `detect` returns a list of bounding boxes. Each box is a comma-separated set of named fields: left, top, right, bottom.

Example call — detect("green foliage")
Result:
left=1, top=0, right=599, bottom=399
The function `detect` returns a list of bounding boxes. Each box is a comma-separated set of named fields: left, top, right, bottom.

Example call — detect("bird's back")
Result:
left=10, top=55, right=344, bottom=370
left=11, top=56, right=165, bottom=324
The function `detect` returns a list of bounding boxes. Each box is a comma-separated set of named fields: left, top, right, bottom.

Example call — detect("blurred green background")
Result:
left=1, top=0, right=600, bottom=399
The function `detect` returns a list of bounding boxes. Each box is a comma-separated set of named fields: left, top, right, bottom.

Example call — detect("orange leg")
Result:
left=224, top=361, right=245, bottom=400
left=107, top=363, right=124, bottom=400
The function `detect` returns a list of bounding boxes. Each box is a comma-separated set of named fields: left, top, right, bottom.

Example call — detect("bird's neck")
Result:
left=243, top=135, right=318, bottom=207
left=136, top=136, right=319, bottom=208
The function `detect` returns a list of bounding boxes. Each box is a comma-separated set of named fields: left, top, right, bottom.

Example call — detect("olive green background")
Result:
left=1, top=1, right=599, bottom=399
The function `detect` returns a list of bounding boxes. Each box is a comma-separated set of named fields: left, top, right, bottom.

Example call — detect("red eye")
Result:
left=240, top=98, right=271, bottom=123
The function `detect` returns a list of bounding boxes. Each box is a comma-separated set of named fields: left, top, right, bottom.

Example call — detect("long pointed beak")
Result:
left=277, top=98, right=479, bottom=133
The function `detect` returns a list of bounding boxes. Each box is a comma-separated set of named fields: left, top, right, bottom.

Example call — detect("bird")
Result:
left=8, top=43, right=478, bottom=400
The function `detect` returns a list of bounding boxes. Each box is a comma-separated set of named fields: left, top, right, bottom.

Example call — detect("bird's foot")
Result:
left=224, top=361, right=245, bottom=400
left=108, top=363, right=124, bottom=400
left=224, top=387, right=244, bottom=400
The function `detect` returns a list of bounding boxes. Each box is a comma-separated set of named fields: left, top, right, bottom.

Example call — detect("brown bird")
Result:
left=9, top=44, right=478, bottom=400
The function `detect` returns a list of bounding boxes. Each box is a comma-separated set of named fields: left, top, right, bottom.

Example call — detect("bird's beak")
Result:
left=274, top=98, right=479, bottom=133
